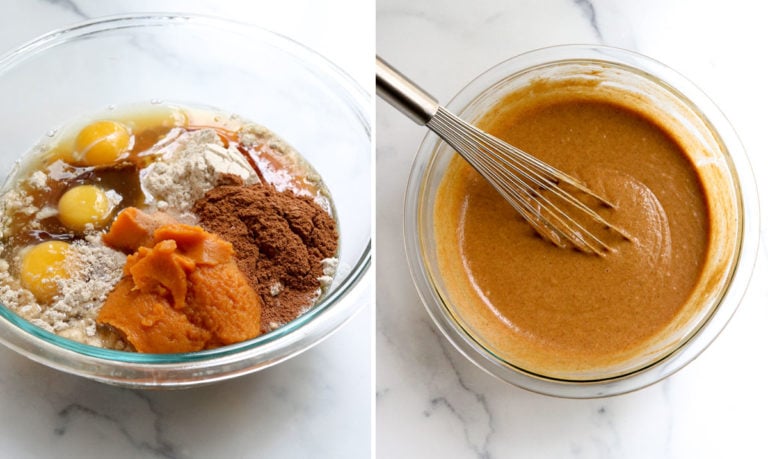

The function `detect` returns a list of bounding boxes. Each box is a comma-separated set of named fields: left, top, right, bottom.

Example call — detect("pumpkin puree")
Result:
left=97, top=208, right=262, bottom=353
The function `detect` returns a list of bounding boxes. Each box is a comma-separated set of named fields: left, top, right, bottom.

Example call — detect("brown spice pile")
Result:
left=192, top=177, right=338, bottom=332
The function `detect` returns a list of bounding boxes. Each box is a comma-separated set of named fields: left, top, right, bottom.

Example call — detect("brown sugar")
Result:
left=97, top=208, right=262, bottom=353
left=192, top=178, right=339, bottom=332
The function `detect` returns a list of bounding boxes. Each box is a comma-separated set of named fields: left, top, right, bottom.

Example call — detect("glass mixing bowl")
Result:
left=0, top=14, right=371, bottom=388
left=404, top=45, right=759, bottom=398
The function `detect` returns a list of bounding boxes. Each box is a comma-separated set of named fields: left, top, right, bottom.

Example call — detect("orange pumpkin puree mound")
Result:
left=101, top=206, right=177, bottom=252
left=97, top=208, right=263, bottom=353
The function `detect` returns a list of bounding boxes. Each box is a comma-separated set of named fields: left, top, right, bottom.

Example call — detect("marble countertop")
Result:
left=4, top=0, right=768, bottom=457
left=377, top=1, right=768, bottom=458
left=0, top=1, right=372, bottom=458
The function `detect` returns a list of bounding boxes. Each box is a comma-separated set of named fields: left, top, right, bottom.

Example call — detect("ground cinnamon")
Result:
left=192, top=178, right=338, bottom=332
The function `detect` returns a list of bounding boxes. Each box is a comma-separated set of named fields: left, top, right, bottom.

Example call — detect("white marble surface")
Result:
left=377, top=1, right=768, bottom=458
left=0, top=1, right=372, bottom=458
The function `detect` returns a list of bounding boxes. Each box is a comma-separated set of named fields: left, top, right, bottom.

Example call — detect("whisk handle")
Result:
left=376, top=56, right=439, bottom=125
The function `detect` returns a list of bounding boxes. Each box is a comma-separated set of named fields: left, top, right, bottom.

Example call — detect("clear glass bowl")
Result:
left=0, top=14, right=371, bottom=388
left=404, top=45, right=759, bottom=398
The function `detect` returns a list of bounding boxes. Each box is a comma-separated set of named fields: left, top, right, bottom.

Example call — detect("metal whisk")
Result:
left=376, top=56, right=630, bottom=255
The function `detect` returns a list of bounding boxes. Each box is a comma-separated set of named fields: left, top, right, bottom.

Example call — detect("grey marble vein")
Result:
left=426, top=330, right=495, bottom=459
left=55, top=392, right=181, bottom=459
left=573, top=0, right=603, bottom=41
left=40, top=0, right=88, bottom=18
left=590, top=404, right=621, bottom=456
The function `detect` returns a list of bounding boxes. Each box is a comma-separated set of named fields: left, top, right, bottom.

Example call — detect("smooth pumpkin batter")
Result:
left=434, top=79, right=712, bottom=379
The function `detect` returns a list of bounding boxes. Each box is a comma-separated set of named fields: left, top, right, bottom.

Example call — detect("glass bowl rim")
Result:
left=0, top=13, right=372, bottom=368
left=403, top=44, right=760, bottom=398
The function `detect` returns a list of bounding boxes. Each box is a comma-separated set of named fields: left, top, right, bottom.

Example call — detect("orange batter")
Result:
left=434, top=79, right=711, bottom=379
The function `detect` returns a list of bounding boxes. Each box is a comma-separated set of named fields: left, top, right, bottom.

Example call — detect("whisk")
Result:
left=376, top=56, right=630, bottom=255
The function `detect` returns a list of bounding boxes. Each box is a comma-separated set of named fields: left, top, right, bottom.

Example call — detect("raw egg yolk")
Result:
left=58, top=185, right=111, bottom=231
left=20, top=241, right=72, bottom=303
left=74, top=120, right=131, bottom=166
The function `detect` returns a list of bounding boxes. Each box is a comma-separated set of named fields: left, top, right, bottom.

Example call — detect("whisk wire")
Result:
left=475, top=129, right=632, bottom=242
left=428, top=107, right=625, bottom=254
left=376, top=56, right=630, bottom=254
